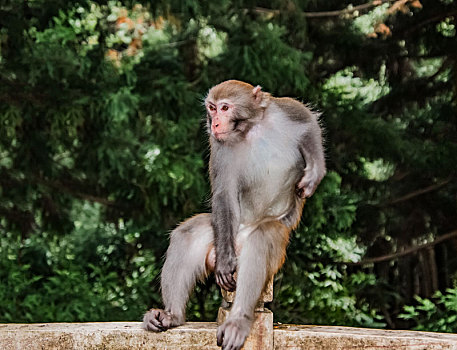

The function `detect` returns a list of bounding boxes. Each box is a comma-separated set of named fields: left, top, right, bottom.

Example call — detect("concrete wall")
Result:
left=1, top=322, right=457, bottom=349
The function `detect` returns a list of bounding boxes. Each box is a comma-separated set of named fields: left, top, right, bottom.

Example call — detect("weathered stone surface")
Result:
left=0, top=322, right=219, bottom=350
left=217, top=308, right=273, bottom=350
left=273, top=324, right=457, bottom=350
left=2, top=322, right=457, bottom=350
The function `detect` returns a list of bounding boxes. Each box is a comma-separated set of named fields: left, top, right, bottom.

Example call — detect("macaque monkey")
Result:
left=143, top=80, right=326, bottom=350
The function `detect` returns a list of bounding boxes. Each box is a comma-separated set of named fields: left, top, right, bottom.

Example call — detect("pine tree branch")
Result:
left=403, top=9, right=457, bottom=36
left=382, top=176, right=453, bottom=207
left=253, top=0, right=394, bottom=19
left=344, top=229, right=457, bottom=265
left=371, top=80, right=449, bottom=113
left=33, top=176, right=124, bottom=209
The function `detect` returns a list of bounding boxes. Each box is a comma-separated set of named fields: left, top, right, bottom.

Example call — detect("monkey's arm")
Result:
left=212, top=191, right=239, bottom=292
left=297, top=116, right=326, bottom=198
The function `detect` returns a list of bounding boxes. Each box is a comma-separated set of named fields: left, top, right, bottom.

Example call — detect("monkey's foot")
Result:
left=142, top=309, right=183, bottom=332
left=217, top=316, right=252, bottom=350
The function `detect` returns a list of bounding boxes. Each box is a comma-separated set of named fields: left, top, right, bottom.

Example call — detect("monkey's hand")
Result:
left=217, top=316, right=252, bottom=350
left=215, top=254, right=237, bottom=292
left=296, top=167, right=326, bottom=198
left=142, top=309, right=182, bottom=332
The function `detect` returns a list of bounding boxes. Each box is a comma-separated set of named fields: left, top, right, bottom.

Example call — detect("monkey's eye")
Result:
left=209, top=105, right=216, bottom=111
left=221, top=105, right=229, bottom=111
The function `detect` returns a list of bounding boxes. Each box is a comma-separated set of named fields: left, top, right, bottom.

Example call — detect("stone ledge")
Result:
left=273, top=324, right=457, bottom=350
left=1, top=322, right=457, bottom=349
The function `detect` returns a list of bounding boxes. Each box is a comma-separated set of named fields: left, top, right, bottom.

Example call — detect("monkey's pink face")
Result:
left=206, top=100, right=235, bottom=141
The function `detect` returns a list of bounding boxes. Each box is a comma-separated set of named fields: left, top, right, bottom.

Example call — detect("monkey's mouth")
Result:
left=213, top=131, right=229, bottom=140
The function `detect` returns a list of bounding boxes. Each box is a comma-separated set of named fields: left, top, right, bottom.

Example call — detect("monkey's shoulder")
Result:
left=271, top=97, right=315, bottom=123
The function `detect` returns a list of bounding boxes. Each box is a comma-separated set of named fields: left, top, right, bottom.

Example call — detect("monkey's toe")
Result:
left=217, top=317, right=251, bottom=350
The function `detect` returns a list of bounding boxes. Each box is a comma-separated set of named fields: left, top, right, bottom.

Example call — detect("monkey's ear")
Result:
left=252, top=85, right=262, bottom=102
left=252, top=85, right=270, bottom=108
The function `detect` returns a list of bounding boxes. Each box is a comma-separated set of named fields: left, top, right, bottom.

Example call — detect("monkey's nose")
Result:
left=212, top=118, right=221, bottom=130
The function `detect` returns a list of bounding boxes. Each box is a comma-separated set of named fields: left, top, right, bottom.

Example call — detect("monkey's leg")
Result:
left=143, top=213, right=215, bottom=332
left=217, top=221, right=289, bottom=350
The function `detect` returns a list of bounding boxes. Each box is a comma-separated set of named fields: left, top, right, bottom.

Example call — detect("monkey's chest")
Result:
left=238, top=138, right=303, bottom=218
left=247, top=136, right=301, bottom=179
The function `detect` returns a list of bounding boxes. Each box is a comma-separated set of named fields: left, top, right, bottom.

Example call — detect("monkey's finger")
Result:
left=215, top=274, right=223, bottom=288
left=146, top=317, right=164, bottom=332
left=147, top=321, right=164, bottom=332
left=160, top=315, right=173, bottom=329
left=149, top=314, right=165, bottom=331
left=216, top=273, right=227, bottom=289
left=226, top=273, right=237, bottom=289
left=143, top=310, right=164, bottom=332
left=219, top=280, right=230, bottom=291
left=217, top=278, right=230, bottom=292
left=304, top=183, right=317, bottom=198
left=297, top=180, right=317, bottom=198
left=222, top=272, right=233, bottom=286
left=223, top=283, right=235, bottom=292
left=221, top=274, right=236, bottom=291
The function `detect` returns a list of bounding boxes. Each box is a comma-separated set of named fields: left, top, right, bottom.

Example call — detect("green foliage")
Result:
left=213, top=21, right=312, bottom=94
left=0, top=201, right=161, bottom=322
left=400, top=289, right=457, bottom=333
left=0, top=0, right=456, bottom=330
